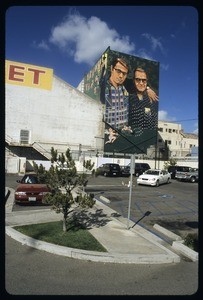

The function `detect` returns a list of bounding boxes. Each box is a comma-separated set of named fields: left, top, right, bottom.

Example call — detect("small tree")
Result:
left=33, top=147, right=95, bottom=231
left=163, top=158, right=177, bottom=170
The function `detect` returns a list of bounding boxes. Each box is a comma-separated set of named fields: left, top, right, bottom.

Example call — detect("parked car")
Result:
left=96, top=163, right=121, bottom=177
left=120, top=162, right=150, bottom=177
left=120, top=165, right=131, bottom=176
left=14, top=172, right=50, bottom=204
left=137, top=169, right=171, bottom=187
left=175, top=167, right=198, bottom=183
left=134, top=163, right=151, bottom=176
left=168, top=165, right=193, bottom=179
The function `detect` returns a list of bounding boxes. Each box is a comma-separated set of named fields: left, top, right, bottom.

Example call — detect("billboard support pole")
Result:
left=102, top=119, right=156, bottom=230
left=127, top=154, right=135, bottom=230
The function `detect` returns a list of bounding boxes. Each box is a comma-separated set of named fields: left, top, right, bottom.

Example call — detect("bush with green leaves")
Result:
left=184, top=233, right=198, bottom=252
left=163, top=158, right=177, bottom=170
left=33, top=147, right=95, bottom=231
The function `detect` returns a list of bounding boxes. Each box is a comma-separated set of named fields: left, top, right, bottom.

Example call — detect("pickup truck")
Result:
left=175, top=168, right=198, bottom=183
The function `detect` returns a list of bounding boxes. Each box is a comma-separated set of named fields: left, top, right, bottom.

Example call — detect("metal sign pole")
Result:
left=127, top=154, right=135, bottom=229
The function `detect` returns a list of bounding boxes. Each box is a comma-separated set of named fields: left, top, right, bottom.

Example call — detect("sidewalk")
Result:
left=5, top=187, right=198, bottom=264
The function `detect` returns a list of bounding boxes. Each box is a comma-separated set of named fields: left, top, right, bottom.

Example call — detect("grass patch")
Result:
left=14, top=219, right=107, bottom=252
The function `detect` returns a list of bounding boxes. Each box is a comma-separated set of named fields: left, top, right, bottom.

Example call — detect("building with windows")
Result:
left=157, top=120, right=198, bottom=158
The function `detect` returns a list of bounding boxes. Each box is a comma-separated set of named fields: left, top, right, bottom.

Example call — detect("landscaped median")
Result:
left=5, top=187, right=189, bottom=264
left=6, top=226, right=115, bottom=263
left=6, top=223, right=181, bottom=264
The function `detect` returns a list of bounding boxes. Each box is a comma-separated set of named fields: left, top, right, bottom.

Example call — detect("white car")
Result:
left=137, top=169, right=171, bottom=187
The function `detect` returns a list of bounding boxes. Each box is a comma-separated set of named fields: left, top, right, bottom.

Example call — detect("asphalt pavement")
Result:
left=5, top=186, right=198, bottom=264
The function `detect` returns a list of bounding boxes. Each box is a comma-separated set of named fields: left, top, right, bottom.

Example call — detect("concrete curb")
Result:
left=5, top=226, right=179, bottom=264
left=99, top=195, right=111, bottom=203
left=5, top=188, right=14, bottom=213
left=172, top=241, right=198, bottom=262
left=153, top=224, right=183, bottom=241
left=153, top=223, right=198, bottom=262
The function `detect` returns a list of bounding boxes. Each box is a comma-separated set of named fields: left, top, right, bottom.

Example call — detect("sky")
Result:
left=5, top=5, right=199, bottom=134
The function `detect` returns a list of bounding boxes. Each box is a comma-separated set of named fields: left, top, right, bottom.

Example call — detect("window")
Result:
left=20, top=130, right=29, bottom=144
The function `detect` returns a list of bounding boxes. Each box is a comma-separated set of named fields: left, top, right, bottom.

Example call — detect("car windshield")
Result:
left=145, top=170, right=159, bottom=176
left=22, top=175, right=39, bottom=184
left=111, top=165, right=119, bottom=169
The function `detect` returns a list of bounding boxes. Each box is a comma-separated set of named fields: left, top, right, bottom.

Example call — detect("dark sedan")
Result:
left=96, top=163, right=121, bottom=177
left=120, top=165, right=131, bottom=176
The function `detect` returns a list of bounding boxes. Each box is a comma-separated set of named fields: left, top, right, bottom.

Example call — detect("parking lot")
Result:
left=6, top=173, right=198, bottom=238
left=85, top=175, right=198, bottom=238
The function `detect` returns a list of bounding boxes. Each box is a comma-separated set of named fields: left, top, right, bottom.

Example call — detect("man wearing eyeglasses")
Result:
left=134, top=68, right=158, bottom=102
left=128, top=67, right=158, bottom=137
left=109, top=58, right=129, bottom=88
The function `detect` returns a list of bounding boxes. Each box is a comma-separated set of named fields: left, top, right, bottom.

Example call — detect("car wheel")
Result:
left=190, top=176, right=196, bottom=183
left=156, top=180, right=160, bottom=187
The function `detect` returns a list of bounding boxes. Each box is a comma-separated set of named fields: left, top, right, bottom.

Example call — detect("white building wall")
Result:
left=6, top=76, right=104, bottom=152
left=182, top=137, right=198, bottom=151
left=95, top=157, right=198, bottom=170
left=5, top=157, right=26, bottom=174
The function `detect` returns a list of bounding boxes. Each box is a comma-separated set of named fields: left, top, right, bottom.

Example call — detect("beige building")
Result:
left=157, top=120, right=198, bottom=158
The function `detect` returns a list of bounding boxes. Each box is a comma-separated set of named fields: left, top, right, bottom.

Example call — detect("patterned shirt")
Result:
left=128, top=92, right=158, bottom=136
left=104, top=81, right=129, bottom=129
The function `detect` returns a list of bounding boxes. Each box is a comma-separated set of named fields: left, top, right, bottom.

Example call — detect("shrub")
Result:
left=184, top=233, right=198, bottom=252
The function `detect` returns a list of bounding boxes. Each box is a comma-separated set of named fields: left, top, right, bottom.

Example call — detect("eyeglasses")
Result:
left=113, top=68, right=128, bottom=76
left=135, top=78, right=147, bottom=83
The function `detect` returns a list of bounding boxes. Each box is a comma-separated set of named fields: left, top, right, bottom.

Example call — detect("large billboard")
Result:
left=83, top=47, right=159, bottom=154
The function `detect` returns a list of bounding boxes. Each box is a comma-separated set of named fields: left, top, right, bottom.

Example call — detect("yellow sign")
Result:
left=5, top=60, right=53, bottom=90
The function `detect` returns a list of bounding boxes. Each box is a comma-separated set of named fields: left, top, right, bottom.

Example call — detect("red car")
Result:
left=15, top=172, right=50, bottom=204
